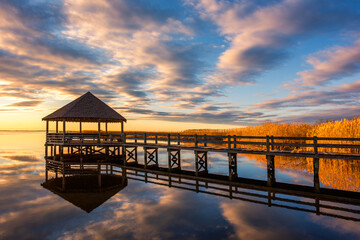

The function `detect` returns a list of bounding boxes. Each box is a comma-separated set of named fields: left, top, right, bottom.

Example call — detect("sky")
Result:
left=1, top=0, right=360, bottom=131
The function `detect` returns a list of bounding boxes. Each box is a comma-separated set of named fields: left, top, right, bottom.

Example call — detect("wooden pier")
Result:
left=45, top=131, right=360, bottom=192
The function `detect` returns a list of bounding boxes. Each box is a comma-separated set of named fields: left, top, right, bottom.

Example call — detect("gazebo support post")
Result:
left=62, top=120, right=66, bottom=144
left=79, top=121, right=82, bottom=133
left=105, top=122, right=108, bottom=133
left=98, top=121, right=101, bottom=143
left=121, top=122, right=124, bottom=133
left=56, top=121, right=58, bottom=133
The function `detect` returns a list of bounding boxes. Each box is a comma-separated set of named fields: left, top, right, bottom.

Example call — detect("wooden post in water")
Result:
left=313, top=157, right=320, bottom=193
left=267, top=155, right=275, bottom=186
left=228, top=152, right=237, bottom=181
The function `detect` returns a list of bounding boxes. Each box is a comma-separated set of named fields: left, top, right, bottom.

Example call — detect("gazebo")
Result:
left=43, top=91, right=127, bottom=134
left=42, top=92, right=127, bottom=190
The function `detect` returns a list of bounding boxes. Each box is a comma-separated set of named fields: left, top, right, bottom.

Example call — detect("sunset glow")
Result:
left=1, top=0, right=360, bottom=130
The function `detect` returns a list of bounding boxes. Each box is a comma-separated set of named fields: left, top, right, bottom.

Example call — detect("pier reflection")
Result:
left=42, top=166, right=360, bottom=220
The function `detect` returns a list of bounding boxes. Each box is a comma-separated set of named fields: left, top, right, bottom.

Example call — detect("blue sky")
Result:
left=1, top=0, right=360, bottom=130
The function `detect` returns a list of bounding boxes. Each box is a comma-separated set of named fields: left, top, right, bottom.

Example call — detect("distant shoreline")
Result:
left=0, top=130, right=44, bottom=132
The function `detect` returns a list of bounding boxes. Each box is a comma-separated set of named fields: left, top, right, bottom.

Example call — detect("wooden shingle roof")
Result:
left=42, top=92, right=126, bottom=122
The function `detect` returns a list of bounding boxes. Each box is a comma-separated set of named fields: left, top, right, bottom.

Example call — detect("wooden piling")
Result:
left=267, top=155, right=275, bottom=186
left=313, top=157, right=320, bottom=193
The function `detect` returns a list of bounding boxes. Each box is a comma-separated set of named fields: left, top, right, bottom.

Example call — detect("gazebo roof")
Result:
left=42, top=92, right=126, bottom=122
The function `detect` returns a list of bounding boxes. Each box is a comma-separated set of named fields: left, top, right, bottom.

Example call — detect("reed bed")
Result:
left=182, top=117, right=360, bottom=153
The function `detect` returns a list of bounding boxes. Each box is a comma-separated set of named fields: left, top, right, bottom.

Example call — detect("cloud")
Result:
left=116, top=105, right=268, bottom=125
left=297, top=39, right=360, bottom=86
left=7, top=101, right=43, bottom=107
left=278, top=106, right=360, bottom=123
left=255, top=80, right=360, bottom=110
left=2, top=155, right=43, bottom=162
left=0, top=0, right=218, bottom=116
left=189, top=0, right=360, bottom=84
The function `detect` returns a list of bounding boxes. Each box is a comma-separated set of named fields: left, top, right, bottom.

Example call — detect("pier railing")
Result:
left=46, top=132, right=360, bottom=157
left=123, top=132, right=360, bottom=155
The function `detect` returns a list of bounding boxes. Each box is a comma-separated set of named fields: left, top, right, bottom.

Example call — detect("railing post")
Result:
left=271, top=135, right=274, bottom=150
left=233, top=135, right=236, bottom=148
left=144, top=133, right=147, bottom=145
left=177, top=133, right=180, bottom=145
left=266, top=135, right=270, bottom=152
left=204, top=134, right=207, bottom=147
left=313, top=136, right=318, bottom=155
left=155, top=134, right=158, bottom=144
left=228, top=135, right=231, bottom=149
left=168, top=133, right=171, bottom=146
left=195, top=134, right=198, bottom=147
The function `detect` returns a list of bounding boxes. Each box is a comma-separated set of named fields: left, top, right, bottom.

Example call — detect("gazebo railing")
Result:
left=46, top=133, right=123, bottom=144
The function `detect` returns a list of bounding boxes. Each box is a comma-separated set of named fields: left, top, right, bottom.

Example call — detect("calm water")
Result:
left=0, top=131, right=359, bottom=240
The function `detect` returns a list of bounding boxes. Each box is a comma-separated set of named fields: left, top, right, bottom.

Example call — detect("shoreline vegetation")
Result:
left=182, top=117, right=360, bottom=154
left=182, top=117, right=360, bottom=139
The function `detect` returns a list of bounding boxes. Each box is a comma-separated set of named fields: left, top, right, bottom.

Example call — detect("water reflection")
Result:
left=41, top=166, right=360, bottom=221
left=1, top=132, right=360, bottom=240
left=42, top=175, right=127, bottom=213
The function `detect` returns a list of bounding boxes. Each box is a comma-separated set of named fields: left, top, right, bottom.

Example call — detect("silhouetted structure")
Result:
left=43, top=92, right=127, bottom=190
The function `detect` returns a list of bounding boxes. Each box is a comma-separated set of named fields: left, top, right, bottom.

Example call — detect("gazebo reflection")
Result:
left=42, top=174, right=127, bottom=213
